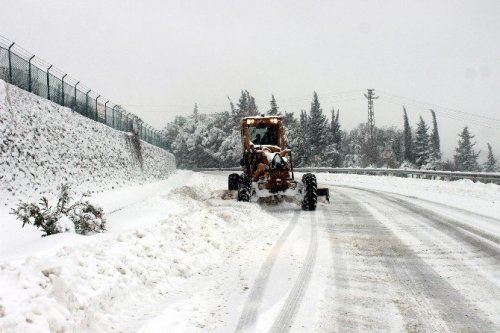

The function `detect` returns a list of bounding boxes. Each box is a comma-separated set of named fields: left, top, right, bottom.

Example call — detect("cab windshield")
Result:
left=249, top=124, right=279, bottom=145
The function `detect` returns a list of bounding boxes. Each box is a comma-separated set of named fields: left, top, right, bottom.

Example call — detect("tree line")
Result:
left=163, top=90, right=498, bottom=172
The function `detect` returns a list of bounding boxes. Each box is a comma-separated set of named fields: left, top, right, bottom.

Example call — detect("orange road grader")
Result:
left=228, top=115, right=329, bottom=210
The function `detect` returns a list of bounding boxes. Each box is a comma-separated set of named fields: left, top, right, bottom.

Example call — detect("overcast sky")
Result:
left=2, top=0, right=499, bottom=159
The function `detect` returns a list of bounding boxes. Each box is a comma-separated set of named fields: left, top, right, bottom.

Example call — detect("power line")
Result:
left=377, top=89, right=500, bottom=123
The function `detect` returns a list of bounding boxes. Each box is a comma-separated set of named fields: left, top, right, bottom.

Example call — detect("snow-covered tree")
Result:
left=414, top=116, right=431, bottom=167
left=484, top=143, right=498, bottom=172
left=307, top=92, right=329, bottom=166
left=193, top=103, right=199, bottom=122
left=342, top=124, right=365, bottom=167
left=454, top=126, right=480, bottom=171
left=294, top=110, right=310, bottom=166
left=268, top=95, right=281, bottom=116
left=403, top=107, right=413, bottom=163
left=429, top=109, right=441, bottom=165
left=323, top=109, right=342, bottom=167
left=231, top=90, right=258, bottom=124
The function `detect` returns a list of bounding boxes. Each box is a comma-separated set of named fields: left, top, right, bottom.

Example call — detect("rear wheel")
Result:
left=237, top=174, right=252, bottom=202
left=302, top=173, right=317, bottom=211
left=228, top=173, right=240, bottom=191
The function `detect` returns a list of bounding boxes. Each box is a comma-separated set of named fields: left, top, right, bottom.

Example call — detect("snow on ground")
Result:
left=0, top=79, right=175, bottom=207
left=1, top=171, right=499, bottom=332
left=316, top=172, right=500, bottom=220
left=0, top=171, right=283, bottom=333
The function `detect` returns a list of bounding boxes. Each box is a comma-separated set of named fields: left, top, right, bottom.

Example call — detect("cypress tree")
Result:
left=326, top=108, right=342, bottom=167
left=297, top=110, right=310, bottom=166
left=414, top=116, right=431, bottom=167
left=192, top=103, right=199, bottom=122
left=232, top=90, right=259, bottom=124
left=454, top=126, right=480, bottom=171
left=331, top=109, right=342, bottom=145
left=268, top=95, right=281, bottom=116
left=403, top=107, right=413, bottom=163
left=308, top=92, right=328, bottom=165
left=430, top=109, right=441, bottom=160
left=484, top=143, right=498, bottom=172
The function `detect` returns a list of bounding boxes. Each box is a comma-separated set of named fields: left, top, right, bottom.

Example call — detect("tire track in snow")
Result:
left=234, top=211, right=300, bottom=333
left=269, top=212, right=318, bottom=333
left=342, top=186, right=500, bottom=260
left=337, top=185, right=500, bottom=247
left=319, top=197, right=360, bottom=333
left=335, top=184, right=500, bottom=224
left=337, top=189, right=496, bottom=332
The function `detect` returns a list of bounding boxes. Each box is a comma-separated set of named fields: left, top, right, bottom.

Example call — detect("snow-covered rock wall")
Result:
left=0, top=80, right=175, bottom=205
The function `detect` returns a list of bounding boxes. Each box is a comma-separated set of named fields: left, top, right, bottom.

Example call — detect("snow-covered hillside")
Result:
left=0, top=79, right=175, bottom=206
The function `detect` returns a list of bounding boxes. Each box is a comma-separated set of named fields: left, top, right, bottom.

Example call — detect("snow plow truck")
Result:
left=228, top=115, right=329, bottom=210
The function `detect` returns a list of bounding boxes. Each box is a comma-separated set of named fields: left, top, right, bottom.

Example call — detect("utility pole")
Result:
left=364, top=89, right=379, bottom=140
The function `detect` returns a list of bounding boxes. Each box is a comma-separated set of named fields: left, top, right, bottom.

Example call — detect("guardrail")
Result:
left=195, top=167, right=500, bottom=184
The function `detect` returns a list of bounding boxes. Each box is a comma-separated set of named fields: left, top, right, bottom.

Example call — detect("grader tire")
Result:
left=301, top=173, right=318, bottom=211
left=237, top=175, right=252, bottom=202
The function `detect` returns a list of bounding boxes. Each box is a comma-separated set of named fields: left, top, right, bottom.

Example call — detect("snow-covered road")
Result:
left=124, top=173, right=500, bottom=332
left=1, top=172, right=499, bottom=332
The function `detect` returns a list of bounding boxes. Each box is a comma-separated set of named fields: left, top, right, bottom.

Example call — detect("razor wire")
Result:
left=0, top=36, right=169, bottom=151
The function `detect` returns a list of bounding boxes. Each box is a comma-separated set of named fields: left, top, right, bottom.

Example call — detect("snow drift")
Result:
left=0, top=172, right=279, bottom=333
left=0, top=79, right=175, bottom=206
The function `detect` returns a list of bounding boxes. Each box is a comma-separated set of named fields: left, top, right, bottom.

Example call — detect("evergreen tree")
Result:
left=331, top=109, right=342, bottom=144
left=325, top=108, right=342, bottom=167
left=454, top=126, right=480, bottom=171
left=231, top=90, right=259, bottom=124
left=484, top=143, right=498, bottom=172
left=430, top=109, right=441, bottom=161
left=268, top=95, right=281, bottom=116
left=296, top=110, right=310, bottom=166
left=247, top=92, right=258, bottom=116
left=307, top=92, right=328, bottom=166
left=414, top=116, right=431, bottom=167
left=343, top=124, right=365, bottom=167
left=391, top=132, right=404, bottom=166
left=192, top=103, right=199, bottom=122
left=403, top=107, right=413, bottom=163
left=282, top=111, right=295, bottom=127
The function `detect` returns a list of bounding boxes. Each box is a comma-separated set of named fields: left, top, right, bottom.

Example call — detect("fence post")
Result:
left=104, top=100, right=109, bottom=125
left=7, top=42, right=14, bottom=83
left=95, top=95, right=101, bottom=121
left=61, top=74, right=67, bottom=106
left=46, top=65, right=53, bottom=100
left=112, top=106, right=116, bottom=128
left=74, top=81, right=80, bottom=110
left=85, top=89, right=91, bottom=117
left=28, top=55, right=35, bottom=92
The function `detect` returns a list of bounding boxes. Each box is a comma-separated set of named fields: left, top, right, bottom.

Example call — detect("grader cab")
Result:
left=228, top=115, right=329, bottom=210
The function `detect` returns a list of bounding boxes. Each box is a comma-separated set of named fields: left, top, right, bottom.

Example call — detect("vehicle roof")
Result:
left=241, top=115, right=283, bottom=120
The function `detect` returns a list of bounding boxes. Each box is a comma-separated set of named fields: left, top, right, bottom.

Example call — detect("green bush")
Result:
left=11, top=184, right=106, bottom=237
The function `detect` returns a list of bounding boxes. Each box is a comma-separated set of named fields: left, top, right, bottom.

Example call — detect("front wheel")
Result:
left=301, top=173, right=317, bottom=211
left=228, top=173, right=240, bottom=191
left=237, top=175, right=252, bottom=202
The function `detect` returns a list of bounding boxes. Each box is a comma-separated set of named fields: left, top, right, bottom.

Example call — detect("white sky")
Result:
left=2, top=0, right=499, bottom=159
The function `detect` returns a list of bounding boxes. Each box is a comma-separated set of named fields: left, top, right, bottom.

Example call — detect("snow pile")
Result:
left=0, top=172, right=278, bottom=333
left=0, top=80, right=175, bottom=206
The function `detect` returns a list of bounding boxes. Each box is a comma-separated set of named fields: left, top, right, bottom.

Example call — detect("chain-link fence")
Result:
left=0, top=36, right=169, bottom=151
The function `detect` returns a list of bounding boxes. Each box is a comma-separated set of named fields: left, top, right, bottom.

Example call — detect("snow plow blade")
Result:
left=317, top=188, right=330, bottom=203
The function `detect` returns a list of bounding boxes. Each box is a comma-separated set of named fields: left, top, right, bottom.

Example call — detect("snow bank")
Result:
left=0, top=172, right=277, bottom=333
left=0, top=80, right=175, bottom=206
